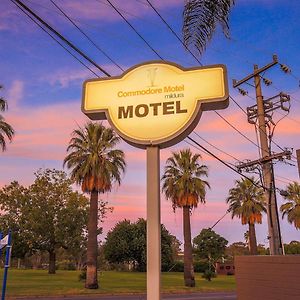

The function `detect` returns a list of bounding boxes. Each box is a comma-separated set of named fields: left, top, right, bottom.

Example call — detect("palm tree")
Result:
left=161, top=149, right=209, bottom=287
left=280, top=182, right=300, bottom=229
left=226, top=178, right=266, bottom=255
left=0, top=86, right=14, bottom=151
left=183, top=0, right=235, bottom=57
left=64, top=122, right=125, bottom=289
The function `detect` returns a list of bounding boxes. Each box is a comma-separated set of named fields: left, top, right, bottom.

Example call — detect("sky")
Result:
left=0, top=0, right=300, bottom=247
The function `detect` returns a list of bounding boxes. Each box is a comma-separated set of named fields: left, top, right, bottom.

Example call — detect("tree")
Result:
left=0, top=181, right=31, bottom=260
left=103, top=218, right=176, bottom=272
left=27, top=169, right=89, bottom=274
left=0, top=85, right=14, bottom=151
left=104, top=220, right=134, bottom=268
left=284, top=240, right=300, bottom=254
left=280, top=182, right=300, bottom=229
left=0, top=170, right=90, bottom=273
left=225, top=242, right=249, bottom=259
left=183, top=0, right=235, bottom=57
left=161, top=149, right=209, bottom=287
left=226, top=177, right=266, bottom=255
left=193, top=228, right=228, bottom=265
left=64, top=122, right=125, bottom=289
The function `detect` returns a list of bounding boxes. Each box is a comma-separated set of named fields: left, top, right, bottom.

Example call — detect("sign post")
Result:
left=147, top=146, right=161, bottom=300
left=82, top=61, right=229, bottom=299
left=1, top=231, right=12, bottom=300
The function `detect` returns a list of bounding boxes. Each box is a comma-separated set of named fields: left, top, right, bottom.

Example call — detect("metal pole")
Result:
left=254, top=66, right=282, bottom=255
left=2, top=231, right=12, bottom=300
left=146, top=146, right=161, bottom=300
left=0, top=232, right=3, bottom=258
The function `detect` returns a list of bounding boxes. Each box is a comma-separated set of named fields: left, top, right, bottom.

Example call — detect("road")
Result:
left=11, top=292, right=237, bottom=300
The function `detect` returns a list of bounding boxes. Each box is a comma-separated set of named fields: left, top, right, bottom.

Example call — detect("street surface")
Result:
left=12, top=292, right=236, bottom=300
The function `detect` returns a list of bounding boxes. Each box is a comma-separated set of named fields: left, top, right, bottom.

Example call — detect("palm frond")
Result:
left=64, top=122, right=126, bottom=194
left=183, top=0, right=235, bottom=56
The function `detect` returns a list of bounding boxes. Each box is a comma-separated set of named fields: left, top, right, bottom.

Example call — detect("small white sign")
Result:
left=0, top=235, right=9, bottom=249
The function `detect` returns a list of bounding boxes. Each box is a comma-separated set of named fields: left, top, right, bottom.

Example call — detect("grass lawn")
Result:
left=0, top=269, right=236, bottom=297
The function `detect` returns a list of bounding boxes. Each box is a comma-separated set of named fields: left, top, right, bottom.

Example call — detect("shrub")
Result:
left=202, top=269, right=217, bottom=281
left=194, top=261, right=210, bottom=273
left=78, top=269, right=86, bottom=281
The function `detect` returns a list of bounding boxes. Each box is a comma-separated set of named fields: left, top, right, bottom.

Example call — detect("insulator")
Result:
left=262, top=77, right=272, bottom=86
left=280, top=92, right=290, bottom=102
left=280, top=64, right=291, bottom=73
left=238, top=87, right=248, bottom=96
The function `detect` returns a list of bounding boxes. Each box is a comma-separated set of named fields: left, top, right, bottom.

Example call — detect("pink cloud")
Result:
left=59, top=0, right=183, bottom=22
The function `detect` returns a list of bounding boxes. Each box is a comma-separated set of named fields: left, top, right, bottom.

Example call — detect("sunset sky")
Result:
left=1, top=0, right=300, bottom=247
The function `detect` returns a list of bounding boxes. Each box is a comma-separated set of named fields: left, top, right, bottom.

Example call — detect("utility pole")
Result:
left=297, top=149, right=300, bottom=179
left=233, top=55, right=291, bottom=255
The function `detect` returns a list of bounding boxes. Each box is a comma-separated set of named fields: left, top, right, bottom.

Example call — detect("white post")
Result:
left=146, top=146, right=161, bottom=300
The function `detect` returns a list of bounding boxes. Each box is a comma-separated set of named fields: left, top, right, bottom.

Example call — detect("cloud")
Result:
left=58, top=0, right=183, bottom=22
left=3, top=100, right=86, bottom=161
left=7, top=80, right=24, bottom=109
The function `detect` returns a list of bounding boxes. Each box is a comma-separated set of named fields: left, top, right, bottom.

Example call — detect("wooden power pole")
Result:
left=233, top=55, right=292, bottom=255
left=297, top=149, right=300, bottom=179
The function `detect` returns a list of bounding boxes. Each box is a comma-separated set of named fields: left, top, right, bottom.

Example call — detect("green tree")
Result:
left=225, top=242, right=249, bottom=259
left=0, top=85, right=14, bottom=151
left=284, top=240, right=300, bottom=254
left=0, top=181, right=31, bottom=260
left=64, top=122, right=125, bottom=289
left=183, top=0, right=235, bottom=57
left=280, top=182, right=300, bottom=229
left=162, top=149, right=209, bottom=287
left=226, top=177, right=266, bottom=255
left=27, top=169, right=89, bottom=274
left=103, top=218, right=176, bottom=272
left=193, top=228, right=228, bottom=265
left=104, top=219, right=134, bottom=267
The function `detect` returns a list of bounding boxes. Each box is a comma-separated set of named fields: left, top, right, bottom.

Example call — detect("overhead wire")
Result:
left=10, top=0, right=100, bottom=78
left=11, top=0, right=111, bottom=77
left=105, top=0, right=164, bottom=60
left=50, top=0, right=125, bottom=72
left=144, top=0, right=203, bottom=66
left=193, top=131, right=240, bottom=163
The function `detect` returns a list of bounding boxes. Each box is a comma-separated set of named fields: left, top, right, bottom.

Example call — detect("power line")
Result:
left=50, top=0, right=124, bottom=72
left=214, top=110, right=262, bottom=150
left=230, top=94, right=287, bottom=153
left=144, top=0, right=203, bottom=66
left=10, top=0, right=100, bottom=78
left=193, top=132, right=240, bottom=163
left=105, top=0, right=164, bottom=60
left=187, top=136, right=267, bottom=191
left=11, top=0, right=111, bottom=77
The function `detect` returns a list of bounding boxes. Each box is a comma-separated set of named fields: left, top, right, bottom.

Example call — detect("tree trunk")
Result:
left=183, top=206, right=195, bottom=287
left=85, top=190, right=99, bottom=289
left=248, top=222, right=258, bottom=255
left=48, top=250, right=56, bottom=274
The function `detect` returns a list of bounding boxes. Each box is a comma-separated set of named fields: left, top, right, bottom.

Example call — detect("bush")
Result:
left=78, top=269, right=86, bottom=281
left=57, top=261, right=76, bottom=270
left=166, top=261, right=213, bottom=273
left=169, top=261, right=184, bottom=272
left=202, top=269, right=217, bottom=281
left=194, top=261, right=210, bottom=273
